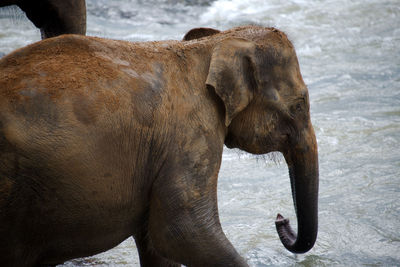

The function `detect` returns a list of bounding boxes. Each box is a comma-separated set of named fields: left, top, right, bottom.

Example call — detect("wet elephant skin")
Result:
left=0, top=25, right=318, bottom=266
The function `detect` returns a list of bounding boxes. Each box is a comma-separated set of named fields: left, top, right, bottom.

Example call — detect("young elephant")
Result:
left=0, top=26, right=318, bottom=266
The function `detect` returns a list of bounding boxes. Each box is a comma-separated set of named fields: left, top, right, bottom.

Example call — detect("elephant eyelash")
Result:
left=286, top=97, right=306, bottom=117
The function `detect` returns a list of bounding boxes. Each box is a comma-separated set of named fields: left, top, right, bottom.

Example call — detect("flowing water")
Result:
left=1, top=0, right=399, bottom=266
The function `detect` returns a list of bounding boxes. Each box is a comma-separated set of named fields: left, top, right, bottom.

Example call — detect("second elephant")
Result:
left=0, top=0, right=86, bottom=38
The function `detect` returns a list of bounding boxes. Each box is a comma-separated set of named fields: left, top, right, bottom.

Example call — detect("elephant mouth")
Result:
left=224, top=132, right=235, bottom=148
left=224, top=132, right=277, bottom=154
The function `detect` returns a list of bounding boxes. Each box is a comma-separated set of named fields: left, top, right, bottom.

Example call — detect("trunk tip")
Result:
left=275, top=213, right=290, bottom=226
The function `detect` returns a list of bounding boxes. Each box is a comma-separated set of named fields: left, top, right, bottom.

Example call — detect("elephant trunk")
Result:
left=275, top=124, right=319, bottom=253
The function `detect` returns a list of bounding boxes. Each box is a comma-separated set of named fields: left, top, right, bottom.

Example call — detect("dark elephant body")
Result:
left=0, top=26, right=318, bottom=266
left=0, top=0, right=86, bottom=38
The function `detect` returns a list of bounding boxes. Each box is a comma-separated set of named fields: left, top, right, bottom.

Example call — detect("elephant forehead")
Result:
left=267, top=64, right=305, bottom=90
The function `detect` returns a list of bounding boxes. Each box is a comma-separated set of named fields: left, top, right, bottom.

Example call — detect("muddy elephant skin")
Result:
left=0, top=26, right=319, bottom=266
left=0, top=0, right=86, bottom=38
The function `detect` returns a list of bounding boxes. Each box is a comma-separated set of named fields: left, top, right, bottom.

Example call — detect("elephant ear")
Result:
left=206, top=38, right=258, bottom=127
left=183, top=27, right=220, bottom=41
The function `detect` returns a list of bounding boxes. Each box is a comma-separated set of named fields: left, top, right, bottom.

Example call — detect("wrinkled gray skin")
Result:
left=0, top=0, right=86, bottom=38
left=0, top=26, right=318, bottom=266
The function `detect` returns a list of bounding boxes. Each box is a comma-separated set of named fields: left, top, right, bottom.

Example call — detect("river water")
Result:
left=1, top=0, right=399, bottom=266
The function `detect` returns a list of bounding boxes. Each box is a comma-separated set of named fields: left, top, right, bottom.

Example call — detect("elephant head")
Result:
left=206, top=30, right=319, bottom=253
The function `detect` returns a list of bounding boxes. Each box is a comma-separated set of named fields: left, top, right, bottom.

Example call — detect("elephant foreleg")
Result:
left=147, top=175, right=248, bottom=267
left=135, top=228, right=181, bottom=267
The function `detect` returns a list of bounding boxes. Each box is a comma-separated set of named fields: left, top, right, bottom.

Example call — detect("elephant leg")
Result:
left=135, top=229, right=181, bottom=267
left=147, top=175, right=248, bottom=267
left=17, top=0, right=86, bottom=38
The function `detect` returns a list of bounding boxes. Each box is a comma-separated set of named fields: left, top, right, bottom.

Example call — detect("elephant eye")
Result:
left=289, top=98, right=306, bottom=117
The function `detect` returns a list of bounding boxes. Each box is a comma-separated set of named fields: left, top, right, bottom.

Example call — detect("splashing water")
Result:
left=1, top=0, right=399, bottom=265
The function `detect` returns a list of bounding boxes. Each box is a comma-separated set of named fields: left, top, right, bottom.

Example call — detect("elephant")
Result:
left=0, top=25, right=319, bottom=266
left=0, top=0, right=86, bottom=38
